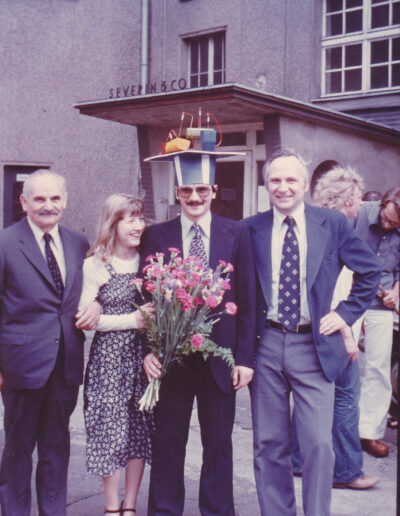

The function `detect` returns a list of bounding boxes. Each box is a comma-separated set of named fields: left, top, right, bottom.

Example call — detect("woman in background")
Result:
left=76, top=193, right=154, bottom=515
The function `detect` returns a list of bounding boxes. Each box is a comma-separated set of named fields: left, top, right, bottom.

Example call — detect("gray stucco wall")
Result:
left=280, top=116, right=400, bottom=195
left=0, top=0, right=143, bottom=242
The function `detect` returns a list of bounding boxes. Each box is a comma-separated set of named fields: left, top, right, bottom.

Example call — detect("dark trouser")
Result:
left=148, top=354, right=236, bottom=516
left=0, top=344, right=79, bottom=516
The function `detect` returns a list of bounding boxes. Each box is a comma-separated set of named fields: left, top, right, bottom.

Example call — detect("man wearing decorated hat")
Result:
left=141, top=129, right=256, bottom=516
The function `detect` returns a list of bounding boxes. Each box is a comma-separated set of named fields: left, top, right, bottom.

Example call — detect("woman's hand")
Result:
left=134, top=302, right=154, bottom=329
left=340, top=326, right=359, bottom=362
left=143, top=352, right=162, bottom=382
left=75, top=301, right=102, bottom=330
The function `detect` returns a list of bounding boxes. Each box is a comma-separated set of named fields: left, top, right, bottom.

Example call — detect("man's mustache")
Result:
left=186, top=201, right=204, bottom=206
left=38, top=209, right=59, bottom=216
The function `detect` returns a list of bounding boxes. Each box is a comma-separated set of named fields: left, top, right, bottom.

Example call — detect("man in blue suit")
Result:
left=243, top=150, right=381, bottom=516
left=141, top=144, right=256, bottom=516
left=0, top=170, right=90, bottom=516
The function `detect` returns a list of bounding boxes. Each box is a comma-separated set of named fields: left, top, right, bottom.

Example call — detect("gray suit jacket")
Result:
left=0, top=217, right=89, bottom=389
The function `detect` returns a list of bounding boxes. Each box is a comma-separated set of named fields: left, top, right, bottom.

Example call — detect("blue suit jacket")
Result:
left=139, top=213, right=256, bottom=393
left=0, top=217, right=89, bottom=389
left=244, top=204, right=381, bottom=381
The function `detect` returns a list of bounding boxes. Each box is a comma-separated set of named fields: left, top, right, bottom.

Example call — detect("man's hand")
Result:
left=143, top=353, right=162, bottom=382
left=0, top=372, right=3, bottom=391
left=232, top=365, right=254, bottom=390
left=75, top=301, right=102, bottom=330
left=320, top=311, right=347, bottom=336
left=379, top=284, right=399, bottom=312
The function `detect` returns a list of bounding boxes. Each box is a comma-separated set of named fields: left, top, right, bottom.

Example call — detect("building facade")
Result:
left=1, top=0, right=399, bottom=237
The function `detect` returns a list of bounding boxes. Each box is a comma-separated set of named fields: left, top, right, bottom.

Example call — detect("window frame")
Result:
left=321, top=0, right=400, bottom=96
left=187, top=31, right=226, bottom=88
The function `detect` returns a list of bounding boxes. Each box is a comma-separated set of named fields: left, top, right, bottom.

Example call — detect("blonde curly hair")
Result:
left=313, top=166, right=364, bottom=211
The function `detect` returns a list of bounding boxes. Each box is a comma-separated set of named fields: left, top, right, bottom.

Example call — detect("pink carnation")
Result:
left=168, top=247, right=180, bottom=255
left=132, top=278, right=143, bottom=287
left=191, top=334, right=204, bottom=348
left=205, top=295, right=219, bottom=309
left=145, top=281, right=157, bottom=293
left=225, top=302, right=238, bottom=315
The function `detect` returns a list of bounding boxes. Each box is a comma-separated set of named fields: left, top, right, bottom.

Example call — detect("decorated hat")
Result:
left=144, top=127, right=244, bottom=186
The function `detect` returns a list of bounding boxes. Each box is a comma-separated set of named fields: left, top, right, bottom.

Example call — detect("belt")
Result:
left=265, top=319, right=312, bottom=334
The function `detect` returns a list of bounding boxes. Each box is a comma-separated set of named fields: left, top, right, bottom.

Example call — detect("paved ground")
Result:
left=0, top=340, right=397, bottom=515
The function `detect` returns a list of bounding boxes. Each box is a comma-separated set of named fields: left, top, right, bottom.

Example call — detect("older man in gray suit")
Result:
left=244, top=150, right=380, bottom=516
left=0, top=170, right=96, bottom=516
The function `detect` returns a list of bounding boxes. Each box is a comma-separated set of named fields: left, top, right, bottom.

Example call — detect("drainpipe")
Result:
left=138, top=0, right=149, bottom=197
left=141, top=0, right=149, bottom=89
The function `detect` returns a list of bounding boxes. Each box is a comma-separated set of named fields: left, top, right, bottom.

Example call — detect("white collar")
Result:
left=181, top=211, right=212, bottom=240
left=272, top=202, right=305, bottom=229
left=27, top=217, right=62, bottom=249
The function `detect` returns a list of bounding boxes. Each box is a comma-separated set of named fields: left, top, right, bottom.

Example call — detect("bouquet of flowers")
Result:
left=132, top=248, right=237, bottom=411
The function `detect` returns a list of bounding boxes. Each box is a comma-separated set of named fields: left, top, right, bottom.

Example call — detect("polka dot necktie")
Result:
left=278, top=216, right=300, bottom=329
left=188, top=223, right=208, bottom=269
left=44, top=233, right=64, bottom=297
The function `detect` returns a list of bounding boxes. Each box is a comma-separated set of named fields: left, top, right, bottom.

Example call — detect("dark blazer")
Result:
left=0, top=217, right=89, bottom=389
left=244, top=204, right=381, bottom=381
left=139, top=213, right=256, bottom=393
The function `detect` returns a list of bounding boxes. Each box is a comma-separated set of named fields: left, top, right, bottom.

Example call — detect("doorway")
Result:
left=212, top=161, right=244, bottom=220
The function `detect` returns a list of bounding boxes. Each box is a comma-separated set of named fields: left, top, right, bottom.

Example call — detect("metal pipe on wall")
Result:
left=141, top=0, right=149, bottom=88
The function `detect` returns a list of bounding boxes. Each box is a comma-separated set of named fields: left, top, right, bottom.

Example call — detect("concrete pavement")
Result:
left=0, top=340, right=397, bottom=515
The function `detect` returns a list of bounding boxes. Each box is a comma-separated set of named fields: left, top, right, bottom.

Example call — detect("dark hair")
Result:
left=362, top=190, right=382, bottom=202
left=380, top=187, right=400, bottom=217
left=310, top=160, right=341, bottom=197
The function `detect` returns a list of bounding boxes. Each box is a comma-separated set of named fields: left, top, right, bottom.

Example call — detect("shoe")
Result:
left=361, top=438, right=389, bottom=458
left=293, top=471, right=302, bottom=477
left=120, top=500, right=136, bottom=514
left=387, top=416, right=398, bottom=429
left=333, top=475, right=380, bottom=490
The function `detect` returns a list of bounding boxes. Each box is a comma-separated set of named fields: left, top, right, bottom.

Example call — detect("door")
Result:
left=3, top=166, right=44, bottom=228
left=212, top=161, right=244, bottom=220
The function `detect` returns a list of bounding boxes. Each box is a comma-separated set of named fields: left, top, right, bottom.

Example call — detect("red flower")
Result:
left=225, top=302, right=238, bottom=315
left=168, top=247, right=180, bottom=255
left=145, top=254, right=156, bottom=263
left=191, top=334, right=204, bottom=348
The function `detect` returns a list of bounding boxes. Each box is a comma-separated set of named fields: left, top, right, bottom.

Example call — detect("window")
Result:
left=371, top=0, right=400, bottom=28
left=322, top=0, right=400, bottom=95
left=325, top=0, right=363, bottom=36
left=188, top=32, right=225, bottom=88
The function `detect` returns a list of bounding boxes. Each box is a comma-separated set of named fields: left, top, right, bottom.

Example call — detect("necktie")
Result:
left=44, top=233, right=64, bottom=297
left=188, top=223, right=208, bottom=269
left=278, top=216, right=300, bottom=329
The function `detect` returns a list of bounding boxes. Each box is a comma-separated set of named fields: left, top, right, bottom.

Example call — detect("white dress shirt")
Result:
left=268, top=203, right=311, bottom=324
left=27, top=217, right=66, bottom=285
left=181, top=211, right=211, bottom=263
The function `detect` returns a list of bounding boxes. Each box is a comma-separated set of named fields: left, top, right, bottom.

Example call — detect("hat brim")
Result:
left=144, top=149, right=245, bottom=162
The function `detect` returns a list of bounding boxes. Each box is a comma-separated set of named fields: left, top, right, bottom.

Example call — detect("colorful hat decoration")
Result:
left=144, top=110, right=244, bottom=186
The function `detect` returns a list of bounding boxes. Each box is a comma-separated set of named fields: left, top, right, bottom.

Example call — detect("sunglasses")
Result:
left=178, top=185, right=213, bottom=198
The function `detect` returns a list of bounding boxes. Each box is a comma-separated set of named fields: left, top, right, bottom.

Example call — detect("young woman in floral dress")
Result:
left=77, top=194, right=154, bottom=515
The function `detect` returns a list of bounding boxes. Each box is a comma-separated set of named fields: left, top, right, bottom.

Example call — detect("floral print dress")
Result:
left=83, top=263, right=153, bottom=476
